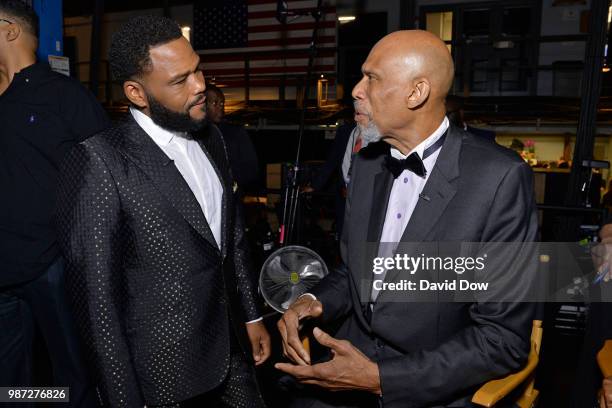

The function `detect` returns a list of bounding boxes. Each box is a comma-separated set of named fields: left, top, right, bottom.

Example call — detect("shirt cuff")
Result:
left=298, top=293, right=317, bottom=301
left=245, top=317, right=263, bottom=324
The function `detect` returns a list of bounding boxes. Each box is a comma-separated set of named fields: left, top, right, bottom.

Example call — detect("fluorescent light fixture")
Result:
left=338, top=16, right=356, bottom=22
left=181, top=26, right=191, bottom=42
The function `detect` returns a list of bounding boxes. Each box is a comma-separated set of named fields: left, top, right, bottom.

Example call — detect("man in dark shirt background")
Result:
left=205, top=84, right=260, bottom=192
left=0, top=1, right=108, bottom=404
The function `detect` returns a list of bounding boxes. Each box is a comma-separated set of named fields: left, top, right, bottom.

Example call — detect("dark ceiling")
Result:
left=63, top=0, right=194, bottom=17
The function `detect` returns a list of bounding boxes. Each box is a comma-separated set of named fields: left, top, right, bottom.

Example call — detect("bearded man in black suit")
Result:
left=276, top=30, right=538, bottom=408
left=56, top=16, right=270, bottom=407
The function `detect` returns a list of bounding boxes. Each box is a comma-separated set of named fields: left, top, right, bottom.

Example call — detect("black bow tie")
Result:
left=385, top=153, right=426, bottom=178
left=383, top=132, right=447, bottom=179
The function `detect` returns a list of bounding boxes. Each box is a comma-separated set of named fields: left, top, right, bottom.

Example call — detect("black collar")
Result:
left=2, top=62, right=52, bottom=98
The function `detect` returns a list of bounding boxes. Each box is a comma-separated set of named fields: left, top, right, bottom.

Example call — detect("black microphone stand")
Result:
left=278, top=0, right=324, bottom=246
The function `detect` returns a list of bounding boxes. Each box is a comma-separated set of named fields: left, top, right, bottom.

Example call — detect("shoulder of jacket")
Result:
left=460, top=128, right=525, bottom=169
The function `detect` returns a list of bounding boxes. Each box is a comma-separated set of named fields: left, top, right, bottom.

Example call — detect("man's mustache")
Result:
left=189, top=95, right=206, bottom=109
left=353, top=101, right=371, bottom=118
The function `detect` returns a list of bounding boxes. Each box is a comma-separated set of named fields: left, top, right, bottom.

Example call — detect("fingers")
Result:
left=258, top=332, right=271, bottom=365
left=245, top=322, right=271, bottom=366
left=275, top=362, right=338, bottom=391
left=304, top=299, right=324, bottom=319
left=250, top=334, right=262, bottom=364
left=275, top=362, right=316, bottom=379
left=276, top=297, right=323, bottom=365
left=286, top=315, right=310, bottom=365
left=277, top=309, right=310, bottom=365
left=277, top=316, right=304, bottom=364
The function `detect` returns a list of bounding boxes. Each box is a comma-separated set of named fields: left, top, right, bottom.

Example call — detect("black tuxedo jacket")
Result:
left=311, top=125, right=538, bottom=407
left=56, top=116, right=261, bottom=407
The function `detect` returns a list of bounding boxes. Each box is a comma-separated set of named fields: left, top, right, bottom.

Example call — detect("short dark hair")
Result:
left=204, top=83, right=224, bottom=99
left=109, top=15, right=182, bottom=83
left=0, top=0, right=39, bottom=38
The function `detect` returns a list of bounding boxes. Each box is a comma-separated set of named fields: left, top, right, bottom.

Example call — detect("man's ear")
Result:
left=124, top=80, right=147, bottom=109
left=405, top=79, right=431, bottom=109
left=4, top=22, right=21, bottom=42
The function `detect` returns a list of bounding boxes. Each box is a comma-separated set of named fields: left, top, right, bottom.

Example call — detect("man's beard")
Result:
left=357, top=116, right=382, bottom=145
left=147, top=93, right=207, bottom=133
left=353, top=100, right=382, bottom=145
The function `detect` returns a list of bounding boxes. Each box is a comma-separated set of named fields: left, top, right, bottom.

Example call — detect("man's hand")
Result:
left=245, top=320, right=271, bottom=366
left=277, top=295, right=323, bottom=365
left=601, top=377, right=612, bottom=408
left=275, top=327, right=381, bottom=395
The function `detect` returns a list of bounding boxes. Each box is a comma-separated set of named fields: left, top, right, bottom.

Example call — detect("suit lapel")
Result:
left=360, top=163, right=394, bottom=296
left=366, top=168, right=395, bottom=244
left=377, top=127, right=462, bottom=300
left=197, top=126, right=229, bottom=258
left=118, top=117, right=220, bottom=251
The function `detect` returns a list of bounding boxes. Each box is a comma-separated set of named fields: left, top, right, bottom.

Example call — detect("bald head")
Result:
left=351, top=30, right=455, bottom=153
left=371, top=30, right=454, bottom=102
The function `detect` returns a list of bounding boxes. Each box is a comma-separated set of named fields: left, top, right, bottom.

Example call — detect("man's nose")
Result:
left=193, top=72, right=206, bottom=95
left=352, top=76, right=366, bottom=100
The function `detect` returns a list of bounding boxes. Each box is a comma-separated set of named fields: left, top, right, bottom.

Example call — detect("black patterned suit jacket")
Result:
left=55, top=115, right=261, bottom=407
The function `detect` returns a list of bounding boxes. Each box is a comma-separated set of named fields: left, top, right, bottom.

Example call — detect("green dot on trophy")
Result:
left=290, top=272, right=300, bottom=284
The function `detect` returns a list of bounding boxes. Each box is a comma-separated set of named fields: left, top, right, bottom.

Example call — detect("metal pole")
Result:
left=88, top=0, right=104, bottom=97
left=279, top=0, right=324, bottom=246
left=293, top=0, right=323, bottom=169
left=565, top=0, right=610, bottom=207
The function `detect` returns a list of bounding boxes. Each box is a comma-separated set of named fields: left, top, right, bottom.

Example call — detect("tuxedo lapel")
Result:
left=367, top=169, right=395, bottom=243
left=360, top=163, right=394, bottom=294
left=377, top=127, right=462, bottom=300
left=399, top=127, right=461, bottom=242
left=197, top=126, right=230, bottom=258
left=118, top=117, right=219, bottom=251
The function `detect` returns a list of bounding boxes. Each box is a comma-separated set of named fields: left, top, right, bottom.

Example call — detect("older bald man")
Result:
left=276, top=30, right=538, bottom=408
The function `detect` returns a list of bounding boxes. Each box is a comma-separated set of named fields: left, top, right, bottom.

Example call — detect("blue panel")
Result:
left=33, top=0, right=63, bottom=59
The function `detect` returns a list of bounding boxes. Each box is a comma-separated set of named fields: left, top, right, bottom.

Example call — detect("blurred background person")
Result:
left=303, top=103, right=380, bottom=237
left=0, top=0, right=108, bottom=405
left=205, top=83, right=261, bottom=193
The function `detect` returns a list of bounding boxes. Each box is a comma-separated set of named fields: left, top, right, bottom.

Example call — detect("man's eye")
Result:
left=175, top=78, right=187, bottom=85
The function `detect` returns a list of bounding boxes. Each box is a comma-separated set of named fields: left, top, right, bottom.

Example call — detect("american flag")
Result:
left=193, top=0, right=337, bottom=89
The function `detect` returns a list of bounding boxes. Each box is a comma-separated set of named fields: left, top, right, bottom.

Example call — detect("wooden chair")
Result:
left=472, top=320, right=543, bottom=408
left=598, top=339, right=612, bottom=406
left=598, top=340, right=612, bottom=378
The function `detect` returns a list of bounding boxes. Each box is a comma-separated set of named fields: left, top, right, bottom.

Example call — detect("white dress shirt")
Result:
left=371, top=116, right=449, bottom=302
left=130, top=107, right=223, bottom=247
left=131, top=108, right=263, bottom=324
left=379, top=116, right=449, bottom=245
